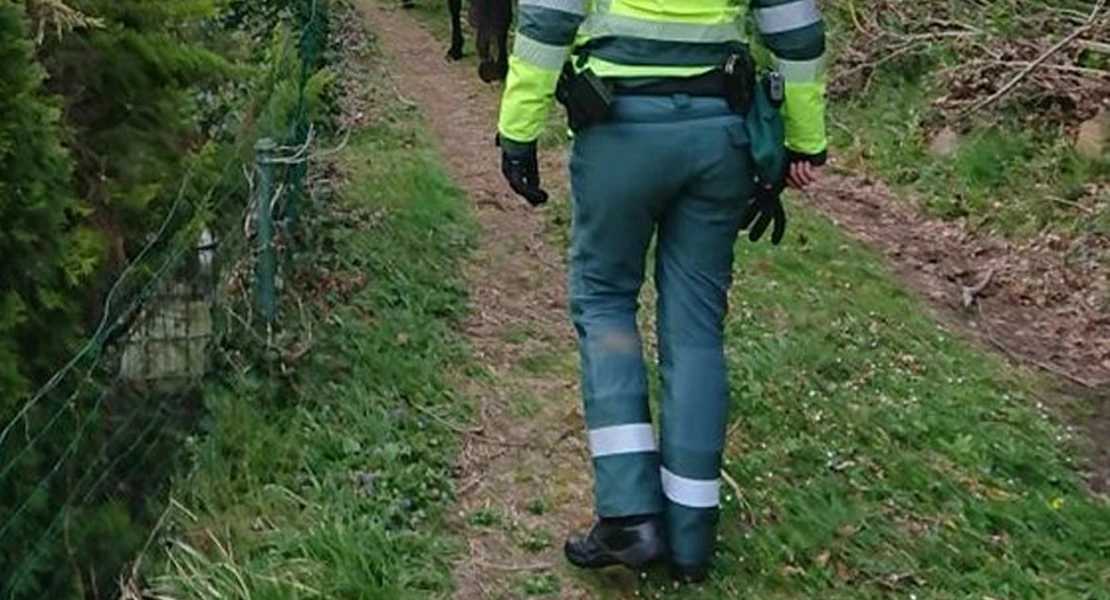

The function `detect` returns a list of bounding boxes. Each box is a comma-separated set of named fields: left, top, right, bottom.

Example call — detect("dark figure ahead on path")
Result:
left=402, top=0, right=512, bottom=82
left=495, top=0, right=829, bottom=585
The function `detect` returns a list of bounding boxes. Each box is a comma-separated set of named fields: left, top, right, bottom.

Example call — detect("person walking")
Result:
left=494, top=0, right=828, bottom=583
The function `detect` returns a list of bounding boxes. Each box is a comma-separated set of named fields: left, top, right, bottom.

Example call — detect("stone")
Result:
left=1075, top=109, right=1109, bottom=159
left=929, top=126, right=960, bottom=157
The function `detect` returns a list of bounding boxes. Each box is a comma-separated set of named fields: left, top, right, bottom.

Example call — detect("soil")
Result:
left=348, top=2, right=1110, bottom=599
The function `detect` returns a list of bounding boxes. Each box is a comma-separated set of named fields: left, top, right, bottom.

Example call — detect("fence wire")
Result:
left=0, top=1, right=332, bottom=597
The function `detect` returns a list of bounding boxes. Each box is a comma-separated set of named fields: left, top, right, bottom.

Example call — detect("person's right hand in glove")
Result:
left=496, top=134, right=549, bottom=207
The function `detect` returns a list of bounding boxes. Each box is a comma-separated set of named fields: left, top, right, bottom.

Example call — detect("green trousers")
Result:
left=567, top=94, right=755, bottom=568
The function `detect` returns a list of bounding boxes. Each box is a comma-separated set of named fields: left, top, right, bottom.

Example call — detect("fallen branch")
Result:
left=409, top=401, right=486, bottom=435
left=1078, top=38, right=1110, bottom=54
left=943, top=59, right=1110, bottom=80
left=962, top=268, right=996, bottom=308
left=470, top=434, right=543, bottom=450
left=846, top=0, right=865, bottom=34
left=924, top=18, right=984, bottom=33
left=1049, top=195, right=1097, bottom=214
left=721, top=468, right=756, bottom=527
left=455, top=477, right=482, bottom=497
left=721, top=469, right=743, bottom=501
left=475, top=560, right=554, bottom=572
left=835, top=28, right=984, bottom=93
left=837, top=40, right=928, bottom=80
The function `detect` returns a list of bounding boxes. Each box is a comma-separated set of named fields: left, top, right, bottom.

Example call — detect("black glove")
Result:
left=740, top=150, right=827, bottom=245
left=739, top=178, right=787, bottom=245
left=496, top=135, right=549, bottom=207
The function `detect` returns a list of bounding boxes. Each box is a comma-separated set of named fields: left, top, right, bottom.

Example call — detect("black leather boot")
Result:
left=564, top=515, right=665, bottom=570
left=670, top=561, right=709, bottom=584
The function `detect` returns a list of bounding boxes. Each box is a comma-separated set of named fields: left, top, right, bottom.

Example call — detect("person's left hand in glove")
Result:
left=496, top=134, right=549, bottom=207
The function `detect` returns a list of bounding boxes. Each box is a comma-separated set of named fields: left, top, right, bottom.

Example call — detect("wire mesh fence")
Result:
left=0, top=1, right=333, bottom=597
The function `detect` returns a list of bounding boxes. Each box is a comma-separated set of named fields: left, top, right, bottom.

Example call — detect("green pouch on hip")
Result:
left=743, top=71, right=788, bottom=192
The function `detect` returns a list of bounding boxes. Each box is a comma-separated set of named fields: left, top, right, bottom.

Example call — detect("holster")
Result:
left=555, top=62, right=614, bottom=133
left=722, top=52, right=754, bottom=115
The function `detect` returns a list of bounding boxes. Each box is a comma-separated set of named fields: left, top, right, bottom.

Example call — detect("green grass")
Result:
left=525, top=496, right=550, bottom=515
left=467, top=507, right=506, bottom=529
left=143, top=81, right=478, bottom=598
left=519, top=527, right=555, bottom=553
left=829, top=76, right=1110, bottom=240
left=516, top=571, right=561, bottom=596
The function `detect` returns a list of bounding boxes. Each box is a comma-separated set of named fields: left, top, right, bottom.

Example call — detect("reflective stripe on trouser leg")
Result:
left=580, top=327, right=662, bottom=517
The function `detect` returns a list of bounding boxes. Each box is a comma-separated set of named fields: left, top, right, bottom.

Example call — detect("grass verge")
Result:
left=142, top=67, right=478, bottom=598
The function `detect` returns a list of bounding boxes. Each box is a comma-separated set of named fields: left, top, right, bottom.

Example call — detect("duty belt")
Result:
left=610, top=70, right=730, bottom=98
left=555, top=52, right=756, bottom=131
left=608, top=52, right=755, bottom=115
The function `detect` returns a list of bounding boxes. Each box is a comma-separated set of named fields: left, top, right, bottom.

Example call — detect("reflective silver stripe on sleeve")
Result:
left=754, top=0, right=820, bottom=34
left=513, top=34, right=571, bottom=70
left=661, top=467, right=720, bottom=508
left=587, top=424, right=657, bottom=457
left=580, top=13, right=745, bottom=43
left=777, top=55, right=826, bottom=81
left=520, top=0, right=588, bottom=15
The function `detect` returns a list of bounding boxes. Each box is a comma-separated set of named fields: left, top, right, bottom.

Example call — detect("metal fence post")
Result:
left=254, top=138, right=277, bottom=326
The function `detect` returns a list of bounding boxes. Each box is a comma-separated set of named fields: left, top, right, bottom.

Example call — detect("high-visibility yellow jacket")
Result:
left=496, top=0, right=828, bottom=157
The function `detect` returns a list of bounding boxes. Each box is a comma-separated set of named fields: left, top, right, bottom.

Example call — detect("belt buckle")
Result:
left=724, top=54, right=739, bottom=77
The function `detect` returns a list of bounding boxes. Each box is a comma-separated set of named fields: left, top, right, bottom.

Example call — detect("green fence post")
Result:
left=255, top=138, right=277, bottom=326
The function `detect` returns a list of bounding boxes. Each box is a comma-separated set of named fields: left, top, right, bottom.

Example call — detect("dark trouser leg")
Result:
left=495, top=5, right=510, bottom=81
left=567, top=114, right=682, bottom=518
left=446, top=0, right=463, bottom=59
left=655, top=116, right=753, bottom=570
